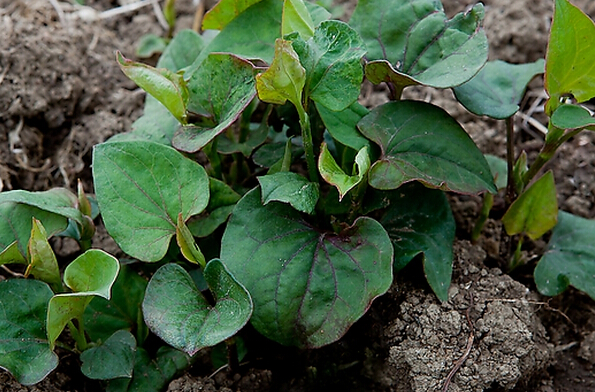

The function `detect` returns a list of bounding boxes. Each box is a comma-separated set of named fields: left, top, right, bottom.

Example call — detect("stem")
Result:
left=298, top=108, right=318, bottom=182
left=505, top=117, right=516, bottom=207
left=226, top=337, right=239, bottom=373
left=471, top=192, right=494, bottom=242
left=67, top=319, right=88, bottom=351
left=508, top=236, right=524, bottom=271
left=204, top=139, right=222, bottom=180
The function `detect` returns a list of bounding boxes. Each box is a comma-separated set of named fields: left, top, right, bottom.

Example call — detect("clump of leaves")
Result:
left=1, top=0, right=594, bottom=389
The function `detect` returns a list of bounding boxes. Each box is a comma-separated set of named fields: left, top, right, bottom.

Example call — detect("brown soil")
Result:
left=1, top=0, right=595, bottom=391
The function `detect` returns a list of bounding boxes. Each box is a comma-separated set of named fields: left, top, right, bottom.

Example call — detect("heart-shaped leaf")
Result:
left=350, top=0, right=487, bottom=89
left=93, top=140, right=209, bottom=262
left=26, top=218, right=62, bottom=291
left=358, top=100, right=496, bottom=194
left=535, top=211, right=595, bottom=300
left=142, top=260, right=253, bottom=356
left=81, top=330, right=136, bottom=380
left=47, top=250, right=120, bottom=349
left=550, top=104, right=595, bottom=131
left=258, top=172, right=320, bottom=214
left=0, top=279, right=58, bottom=385
left=117, top=52, right=188, bottom=123
left=316, top=101, right=371, bottom=151
left=502, top=171, right=558, bottom=240
left=545, top=0, right=595, bottom=115
left=319, top=143, right=370, bottom=201
left=221, top=188, right=393, bottom=348
left=380, top=183, right=455, bottom=301
left=256, top=39, right=306, bottom=108
left=453, top=59, right=545, bottom=119
left=0, top=203, right=68, bottom=259
left=172, top=54, right=257, bottom=153
left=291, top=20, right=366, bottom=111
left=106, top=347, right=190, bottom=392
left=84, top=265, right=148, bottom=344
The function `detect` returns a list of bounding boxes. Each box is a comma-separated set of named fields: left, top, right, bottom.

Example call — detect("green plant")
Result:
left=1, top=0, right=594, bottom=389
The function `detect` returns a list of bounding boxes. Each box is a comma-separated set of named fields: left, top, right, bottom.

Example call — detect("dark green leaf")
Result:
left=216, top=122, right=269, bottom=156
left=157, top=29, right=205, bottom=71
left=358, top=100, right=496, bottom=194
left=316, top=101, right=371, bottom=151
left=173, top=54, right=257, bottom=153
left=484, top=154, right=508, bottom=191
left=535, top=211, right=595, bottom=299
left=454, top=59, right=545, bottom=119
left=258, top=172, right=319, bottom=214
left=0, top=279, right=57, bottom=385
left=292, top=20, right=366, bottom=111
left=142, top=261, right=253, bottom=355
left=253, top=142, right=304, bottom=168
left=188, top=178, right=241, bottom=238
left=550, top=104, right=595, bottom=130
left=93, top=141, right=209, bottom=262
left=81, top=330, right=136, bottom=380
left=380, top=183, right=455, bottom=301
left=545, top=0, right=595, bottom=115
left=221, top=188, right=393, bottom=348
left=502, top=171, right=558, bottom=240
left=350, top=0, right=487, bottom=89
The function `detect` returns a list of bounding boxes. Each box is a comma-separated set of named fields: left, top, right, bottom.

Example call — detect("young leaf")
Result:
left=106, top=347, right=190, bottom=392
left=142, top=260, right=253, bottom=356
left=282, top=0, right=315, bottom=39
left=502, top=171, right=558, bottom=240
left=81, top=330, right=136, bottom=380
left=256, top=39, right=306, bottom=108
left=47, top=250, right=120, bottom=349
left=0, top=241, right=26, bottom=266
left=202, top=0, right=263, bottom=30
left=545, top=0, right=595, bottom=115
left=221, top=188, right=393, bottom=348
left=157, top=29, right=205, bottom=72
left=0, top=279, right=58, bottom=386
left=84, top=265, right=149, bottom=344
left=172, top=54, right=257, bottom=153
left=358, top=100, right=496, bottom=194
left=258, top=172, right=320, bottom=214
left=350, top=0, right=487, bottom=89
left=318, top=143, right=370, bottom=201
left=380, top=183, right=455, bottom=302
left=291, top=20, right=366, bottom=111
left=316, top=101, right=371, bottom=152
left=188, top=178, right=241, bottom=238
left=535, top=211, right=595, bottom=300
left=93, top=141, right=209, bottom=262
left=116, top=52, right=188, bottom=123
left=550, top=104, right=595, bottom=131
left=453, top=59, right=545, bottom=119
left=176, top=213, right=206, bottom=268
left=26, top=218, right=62, bottom=291
left=0, top=188, right=83, bottom=226
left=0, top=202, right=68, bottom=258
left=136, top=34, right=168, bottom=58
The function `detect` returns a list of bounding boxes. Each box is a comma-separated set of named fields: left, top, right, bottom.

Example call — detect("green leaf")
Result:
left=358, top=100, right=496, bottom=194
left=0, top=241, right=26, bottom=266
left=291, top=20, right=366, bottom=111
left=216, top=121, right=269, bottom=157
left=157, top=29, right=205, bottom=72
left=256, top=39, right=306, bottom=108
left=26, top=218, right=62, bottom=291
left=81, top=330, right=136, bottom=380
left=502, top=171, right=558, bottom=240
left=47, top=250, right=120, bottom=349
left=188, top=178, right=241, bottom=238
left=380, top=183, right=455, bottom=301
left=550, top=104, right=595, bottom=130
left=454, top=59, right=545, bottom=119
left=545, top=0, right=595, bottom=115
left=176, top=214, right=206, bottom=267
left=142, top=260, right=253, bottom=356
left=318, top=143, right=370, bottom=201
left=0, top=279, right=58, bottom=385
left=484, top=154, right=508, bottom=191
left=106, top=347, right=190, bottom=392
left=535, top=211, right=595, bottom=299
left=350, top=0, right=487, bottom=89
left=173, top=54, right=257, bottom=153
left=202, top=0, right=264, bottom=30
left=136, top=34, right=168, bottom=58
left=221, top=188, right=393, bottom=348
left=0, top=188, right=82, bottom=225
left=116, top=52, right=188, bottom=123
left=258, top=172, right=320, bottom=214
left=93, top=141, right=210, bottom=262
left=316, top=101, right=371, bottom=151
left=0, top=202, right=68, bottom=258
left=282, top=0, right=315, bottom=39
left=84, top=265, right=148, bottom=344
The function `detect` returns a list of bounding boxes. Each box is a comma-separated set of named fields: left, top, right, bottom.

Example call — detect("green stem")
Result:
left=508, top=236, right=524, bottom=271
left=204, top=139, right=222, bottom=180
left=67, top=319, right=88, bottom=352
left=298, top=108, right=318, bottom=182
left=471, top=192, right=494, bottom=242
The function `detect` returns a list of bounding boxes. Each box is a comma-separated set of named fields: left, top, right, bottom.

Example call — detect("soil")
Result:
left=1, top=0, right=595, bottom=391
